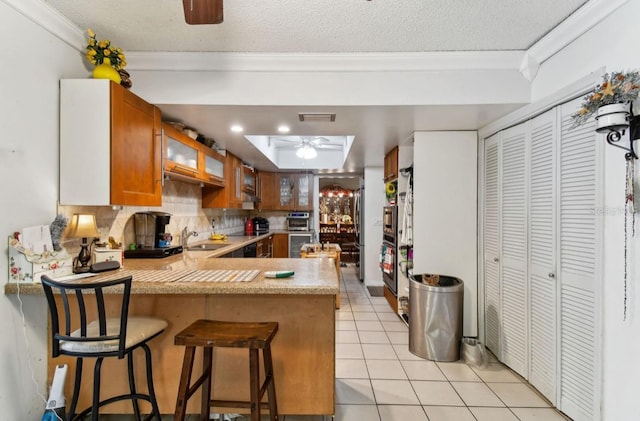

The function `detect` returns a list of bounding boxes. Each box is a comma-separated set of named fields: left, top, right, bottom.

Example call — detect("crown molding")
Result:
left=2, top=0, right=85, bottom=52
left=9, top=0, right=628, bottom=75
left=125, top=51, right=525, bottom=73
left=519, top=0, right=630, bottom=80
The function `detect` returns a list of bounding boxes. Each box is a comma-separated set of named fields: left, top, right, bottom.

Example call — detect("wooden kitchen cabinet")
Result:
left=60, top=79, right=162, bottom=206
left=275, top=172, right=313, bottom=210
left=256, top=171, right=277, bottom=210
left=272, top=233, right=289, bottom=258
left=202, top=152, right=243, bottom=208
left=384, top=146, right=398, bottom=182
left=162, top=123, right=225, bottom=187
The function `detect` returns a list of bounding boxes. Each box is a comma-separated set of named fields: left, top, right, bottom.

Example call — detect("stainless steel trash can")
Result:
left=409, top=274, right=463, bottom=361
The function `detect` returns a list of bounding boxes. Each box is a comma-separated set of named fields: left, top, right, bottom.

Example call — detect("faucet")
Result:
left=181, top=227, right=198, bottom=247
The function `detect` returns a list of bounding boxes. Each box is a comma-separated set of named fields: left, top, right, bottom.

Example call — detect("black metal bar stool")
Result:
left=174, top=319, right=279, bottom=421
left=41, top=274, right=167, bottom=421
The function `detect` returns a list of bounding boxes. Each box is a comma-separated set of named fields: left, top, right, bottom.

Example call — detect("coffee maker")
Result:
left=124, top=211, right=183, bottom=258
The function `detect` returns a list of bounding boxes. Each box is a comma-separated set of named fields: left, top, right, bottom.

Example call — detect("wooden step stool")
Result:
left=174, top=319, right=279, bottom=421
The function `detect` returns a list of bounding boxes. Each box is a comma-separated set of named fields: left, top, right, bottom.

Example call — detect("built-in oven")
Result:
left=381, top=240, right=397, bottom=295
left=383, top=206, right=397, bottom=243
left=287, top=212, right=311, bottom=231
left=381, top=206, right=398, bottom=295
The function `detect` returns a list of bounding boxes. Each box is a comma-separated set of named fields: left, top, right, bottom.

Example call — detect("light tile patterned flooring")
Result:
left=171, top=264, right=572, bottom=421
left=281, top=264, right=571, bottom=421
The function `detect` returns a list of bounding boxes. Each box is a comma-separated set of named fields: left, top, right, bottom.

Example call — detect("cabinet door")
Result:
left=528, top=109, right=557, bottom=403
left=500, top=122, right=528, bottom=378
left=557, top=99, right=601, bottom=421
left=272, top=233, right=289, bottom=258
left=295, top=173, right=313, bottom=210
left=257, top=171, right=277, bottom=210
left=163, top=124, right=200, bottom=180
left=483, top=133, right=501, bottom=357
left=277, top=173, right=295, bottom=210
left=202, top=148, right=225, bottom=186
left=202, top=152, right=241, bottom=208
left=110, top=83, right=162, bottom=206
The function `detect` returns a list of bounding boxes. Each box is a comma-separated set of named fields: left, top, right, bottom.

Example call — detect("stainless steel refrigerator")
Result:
left=354, top=177, right=365, bottom=281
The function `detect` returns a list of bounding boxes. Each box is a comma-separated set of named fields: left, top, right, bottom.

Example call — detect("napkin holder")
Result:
left=8, top=237, right=73, bottom=283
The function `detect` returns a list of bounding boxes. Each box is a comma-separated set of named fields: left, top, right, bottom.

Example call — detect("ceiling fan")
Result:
left=183, top=0, right=224, bottom=25
left=271, top=137, right=343, bottom=159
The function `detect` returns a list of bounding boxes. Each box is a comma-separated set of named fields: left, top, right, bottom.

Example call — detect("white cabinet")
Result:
left=481, top=99, right=602, bottom=420
left=413, top=131, right=478, bottom=337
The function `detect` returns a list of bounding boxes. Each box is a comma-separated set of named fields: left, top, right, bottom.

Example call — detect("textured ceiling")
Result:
left=45, top=0, right=587, bottom=53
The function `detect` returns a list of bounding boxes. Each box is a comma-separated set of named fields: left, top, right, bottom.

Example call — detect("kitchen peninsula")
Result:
left=5, top=245, right=339, bottom=416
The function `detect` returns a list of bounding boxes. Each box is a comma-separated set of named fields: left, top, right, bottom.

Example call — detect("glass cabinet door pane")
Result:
left=204, top=154, right=224, bottom=178
left=297, top=175, right=310, bottom=208
left=280, top=175, right=293, bottom=207
left=167, top=137, right=198, bottom=169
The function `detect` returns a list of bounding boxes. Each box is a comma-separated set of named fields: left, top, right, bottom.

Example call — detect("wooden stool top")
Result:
left=174, top=319, right=278, bottom=349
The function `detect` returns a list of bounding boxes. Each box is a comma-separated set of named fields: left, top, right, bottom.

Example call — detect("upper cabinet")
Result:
left=162, top=123, right=225, bottom=187
left=202, top=152, right=243, bottom=208
left=60, top=79, right=162, bottom=206
left=256, top=171, right=277, bottom=210
left=275, top=173, right=313, bottom=211
left=384, top=146, right=399, bottom=182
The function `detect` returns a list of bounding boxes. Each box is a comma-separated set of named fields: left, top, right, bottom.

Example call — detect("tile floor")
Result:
left=281, top=264, right=571, bottom=421
left=166, top=264, right=572, bottom=421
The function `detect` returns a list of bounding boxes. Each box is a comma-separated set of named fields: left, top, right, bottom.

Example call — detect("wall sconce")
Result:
left=68, top=213, right=100, bottom=273
left=596, top=102, right=639, bottom=161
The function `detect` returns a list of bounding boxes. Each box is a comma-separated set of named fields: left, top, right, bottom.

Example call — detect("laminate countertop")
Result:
left=4, top=237, right=339, bottom=296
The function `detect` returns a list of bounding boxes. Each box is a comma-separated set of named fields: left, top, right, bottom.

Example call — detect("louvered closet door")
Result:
left=528, top=109, right=557, bottom=404
left=557, top=99, right=602, bottom=421
left=500, top=123, right=528, bottom=378
left=483, top=133, right=501, bottom=356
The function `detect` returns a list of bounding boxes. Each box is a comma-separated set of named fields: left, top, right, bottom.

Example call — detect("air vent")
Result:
left=298, top=113, right=336, bottom=122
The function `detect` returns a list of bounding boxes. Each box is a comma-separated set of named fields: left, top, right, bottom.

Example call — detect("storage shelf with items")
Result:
left=319, top=184, right=356, bottom=260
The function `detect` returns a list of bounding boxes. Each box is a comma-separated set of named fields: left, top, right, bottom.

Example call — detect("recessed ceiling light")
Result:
left=278, top=125, right=290, bottom=133
left=230, top=125, right=243, bottom=133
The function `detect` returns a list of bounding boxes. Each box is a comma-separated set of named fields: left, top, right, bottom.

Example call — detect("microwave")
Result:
left=287, top=212, right=310, bottom=231
left=383, top=206, right=397, bottom=239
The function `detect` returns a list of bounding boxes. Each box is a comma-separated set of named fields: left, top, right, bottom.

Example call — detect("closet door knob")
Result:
left=493, top=257, right=499, bottom=262
left=548, top=272, right=556, bottom=278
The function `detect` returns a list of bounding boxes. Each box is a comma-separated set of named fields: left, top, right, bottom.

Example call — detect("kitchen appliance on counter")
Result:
left=124, top=211, right=183, bottom=258
left=252, top=217, right=269, bottom=235
left=287, top=212, right=311, bottom=231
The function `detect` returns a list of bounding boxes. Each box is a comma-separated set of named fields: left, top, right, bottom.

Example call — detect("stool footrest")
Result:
left=210, top=399, right=273, bottom=409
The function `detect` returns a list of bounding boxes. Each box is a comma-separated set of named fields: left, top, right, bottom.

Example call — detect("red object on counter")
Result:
left=244, top=217, right=254, bottom=236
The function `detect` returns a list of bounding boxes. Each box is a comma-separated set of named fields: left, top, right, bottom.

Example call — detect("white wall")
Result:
left=529, top=1, right=640, bottom=419
left=412, top=131, right=478, bottom=337
left=364, top=167, right=385, bottom=288
left=0, top=2, right=87, bottom=419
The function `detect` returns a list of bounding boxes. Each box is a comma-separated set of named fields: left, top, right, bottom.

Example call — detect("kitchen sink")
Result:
left=187, top=243, right=229, bottom=251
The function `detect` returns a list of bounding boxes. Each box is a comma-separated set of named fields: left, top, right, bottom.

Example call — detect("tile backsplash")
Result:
left=57, top=180, right=254, bottom=252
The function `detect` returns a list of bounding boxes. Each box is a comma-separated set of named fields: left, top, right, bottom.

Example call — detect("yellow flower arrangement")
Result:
left=572, top=70, right=640, bottom=127
left=85, top=28, right=127, bottom=70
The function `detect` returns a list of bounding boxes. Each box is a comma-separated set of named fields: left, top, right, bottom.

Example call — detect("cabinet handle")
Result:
left=548, top=272, right=556, bottom=279
left=172, top=164, right=199, bottom=175
left=157, top=129, right=165, bottom=187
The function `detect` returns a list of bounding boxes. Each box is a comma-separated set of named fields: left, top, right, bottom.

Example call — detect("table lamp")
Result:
left=68, top=213, right=100, bottom=273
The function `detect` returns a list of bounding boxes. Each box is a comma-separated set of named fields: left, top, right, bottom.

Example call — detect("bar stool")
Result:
left=41, top=274, right=167, bottom=421
left=174, top=319, right=279, bottom=421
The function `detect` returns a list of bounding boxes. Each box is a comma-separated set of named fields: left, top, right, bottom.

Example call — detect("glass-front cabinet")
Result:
left=163, top=123, right=224, bottom=187
left=276, top=173, right=313, bottom=210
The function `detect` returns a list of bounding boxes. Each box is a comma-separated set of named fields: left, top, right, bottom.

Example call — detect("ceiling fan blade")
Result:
left=310, top=137, right=331, bottom=144
left=183, top=0, right=223, bottom=25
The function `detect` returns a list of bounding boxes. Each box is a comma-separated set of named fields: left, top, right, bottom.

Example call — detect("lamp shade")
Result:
left=68, top=213, right=100, bottom=239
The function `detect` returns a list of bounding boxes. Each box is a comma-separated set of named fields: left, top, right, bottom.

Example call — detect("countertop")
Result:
left=4, top=232, right=339, bottom=296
